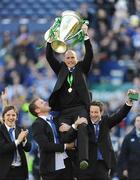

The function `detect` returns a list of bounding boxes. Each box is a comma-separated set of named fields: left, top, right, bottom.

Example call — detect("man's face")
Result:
left=4, top=109, right=17, bottom=127
left=35, top=98, right=51, bottom=115
left=64, top=50, right=78, bottom=68
left=90, top=105, right=102, bottom=123
left=135, top=116, right=140, bottom=130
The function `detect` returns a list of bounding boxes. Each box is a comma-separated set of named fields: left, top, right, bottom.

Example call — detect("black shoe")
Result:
left=80, top=160, right=88, bottom=170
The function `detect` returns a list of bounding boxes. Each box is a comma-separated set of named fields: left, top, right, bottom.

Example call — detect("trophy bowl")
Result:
left=45, top=10, right=84, bottom=53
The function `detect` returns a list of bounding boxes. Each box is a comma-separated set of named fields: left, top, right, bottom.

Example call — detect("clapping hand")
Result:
left=17, top=129, right=29, bottom=144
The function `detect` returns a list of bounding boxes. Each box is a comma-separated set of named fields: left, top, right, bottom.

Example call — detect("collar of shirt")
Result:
left=136, top=129, right=140, bottom=137
left=68, top=67, right=75, bottom=72
left=39, top=114, right=52, bottom=122
left=91, top=119, right=101, bottom=125
left=4, top=123, right=15, bottom=131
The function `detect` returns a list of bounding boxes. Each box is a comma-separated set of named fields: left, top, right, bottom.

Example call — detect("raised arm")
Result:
left=1, top=88, right=9, bottom=109
left=81, top=24, right=93, bottom=74
left=46, top=43, right=61, bottom=75
left=108, top=89, right=137, bottom=128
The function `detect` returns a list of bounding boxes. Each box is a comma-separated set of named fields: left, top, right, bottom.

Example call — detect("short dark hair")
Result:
left=2, top=106, right=18, bottom=120
left=135, top=114, right=140, bottom=120
left=90, top=101, right=104, bottom=112
left=28, top=98, right=39, bottom=117
left=131, top=114, right=140, bottom=125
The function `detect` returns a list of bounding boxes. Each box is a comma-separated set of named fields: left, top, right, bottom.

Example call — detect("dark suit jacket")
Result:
left=87, top=104, right=132, bottom=170
left=0, top=124, right=31, bottom=180
left=46, top=39, right=93, bottom=111
left=32, top=117, right=66, bottom=175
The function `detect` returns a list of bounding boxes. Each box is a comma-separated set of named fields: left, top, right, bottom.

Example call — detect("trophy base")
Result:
left=51, top=40, right=67, bottom=53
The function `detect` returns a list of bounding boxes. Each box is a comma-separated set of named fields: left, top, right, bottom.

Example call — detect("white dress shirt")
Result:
left=5, top=123, right=21, bottom=166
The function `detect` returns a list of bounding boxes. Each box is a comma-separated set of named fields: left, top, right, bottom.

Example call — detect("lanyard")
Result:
left=67, top=74, right=73, bottom=88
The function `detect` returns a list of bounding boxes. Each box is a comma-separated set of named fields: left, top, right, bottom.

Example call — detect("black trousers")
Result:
left=59, top=105, right=89, bottom=162
left=41, top=158, right=74, bottom=180
left=77, top=160, right=111, bottom=180
left=4, top=166, right=27, bottom=180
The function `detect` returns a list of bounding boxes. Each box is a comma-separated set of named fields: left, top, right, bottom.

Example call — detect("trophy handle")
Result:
left=67, top=20, right=89, bottom=40
left=44, top=17, right=62, bottom=42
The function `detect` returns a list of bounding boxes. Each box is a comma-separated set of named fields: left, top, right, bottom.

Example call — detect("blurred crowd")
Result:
left=0, top=0, right=140, bottom=179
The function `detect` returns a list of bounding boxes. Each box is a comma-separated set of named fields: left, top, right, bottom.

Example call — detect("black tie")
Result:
left=93, top=124, right=99, bottom=141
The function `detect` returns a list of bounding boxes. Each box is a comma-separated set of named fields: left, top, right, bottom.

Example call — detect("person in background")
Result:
left=117, top=114, right=140, bottom=180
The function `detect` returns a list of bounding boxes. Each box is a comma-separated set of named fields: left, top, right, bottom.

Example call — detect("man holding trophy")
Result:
left=45, top=10, right=93, bottom=170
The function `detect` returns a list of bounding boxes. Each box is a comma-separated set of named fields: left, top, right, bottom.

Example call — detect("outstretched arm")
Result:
left=59, top=117, right=88, bottom=143
left=32, top=121, right=65, bottom=152
left=32, top=121, right=74, bottom=152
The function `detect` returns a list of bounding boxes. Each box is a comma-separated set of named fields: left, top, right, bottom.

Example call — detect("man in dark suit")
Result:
left=60, top=89, right=137, bottom=179
left=117, top=114, right=140, bottom=180
left=29, top=98, right=75, bottom=180
left=46, top=24, right=93, bottom=169
left=0, top=105, right=31, bottom=180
